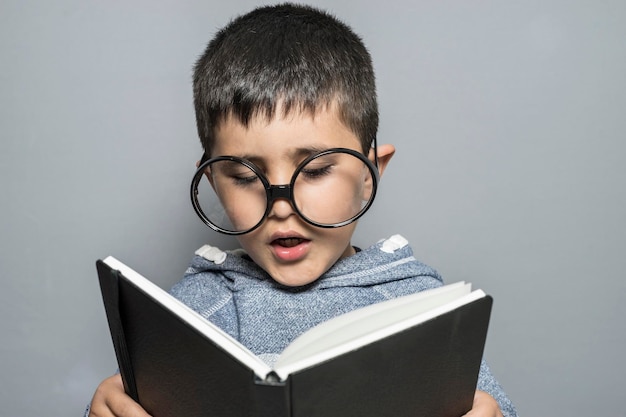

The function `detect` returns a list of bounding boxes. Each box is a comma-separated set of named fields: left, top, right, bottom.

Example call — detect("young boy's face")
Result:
left=210, top=105, right=367, bottom=287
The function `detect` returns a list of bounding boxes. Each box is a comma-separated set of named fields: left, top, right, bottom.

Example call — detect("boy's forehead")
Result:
left=211, top=104, right=361, bottom=156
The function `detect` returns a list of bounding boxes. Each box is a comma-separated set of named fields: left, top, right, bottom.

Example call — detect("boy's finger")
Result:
left=90, top=375, right=152, bottom=417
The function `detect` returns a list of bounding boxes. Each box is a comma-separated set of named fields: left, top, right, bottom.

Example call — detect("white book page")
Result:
left=103, top=256, right=273, bottom=380
left=273, top=283, right=484, bottom=380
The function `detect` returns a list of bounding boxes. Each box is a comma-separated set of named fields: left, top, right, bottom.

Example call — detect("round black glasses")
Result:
left=190, top=148, right=379, bottom=235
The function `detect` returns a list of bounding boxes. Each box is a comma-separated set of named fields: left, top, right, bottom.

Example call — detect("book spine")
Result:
left=96, top=261, right=139, bottom=401
left=253, top=372, right=290, bottom=417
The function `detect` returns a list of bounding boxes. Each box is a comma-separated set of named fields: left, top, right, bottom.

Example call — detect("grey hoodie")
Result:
left=170, top=235, right=517, bottom=417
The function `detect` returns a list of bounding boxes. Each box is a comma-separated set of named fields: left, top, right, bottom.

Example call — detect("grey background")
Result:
left=1, top=0, right=624, bottom=416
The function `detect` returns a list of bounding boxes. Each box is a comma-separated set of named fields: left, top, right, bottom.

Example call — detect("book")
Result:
left=96, top=256, right=493, bottom=417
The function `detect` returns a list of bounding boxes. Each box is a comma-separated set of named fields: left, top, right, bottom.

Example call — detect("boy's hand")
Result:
left=88, top=374, right=151, bottom=417
left=87, top=378, right=499, bottom=417
left=462, top=390, right=504, bottom=417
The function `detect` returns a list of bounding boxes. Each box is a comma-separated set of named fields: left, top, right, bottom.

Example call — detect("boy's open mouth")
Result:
left=273, top=238, right=307, bottom=248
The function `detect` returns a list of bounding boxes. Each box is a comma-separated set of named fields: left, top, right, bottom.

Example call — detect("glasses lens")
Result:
left=194, top=159, right=267, bottom=233
left=293, top=151, right=376, bottom=226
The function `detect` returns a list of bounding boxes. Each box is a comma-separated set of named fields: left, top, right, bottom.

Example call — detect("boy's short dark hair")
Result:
left=193, top=3, right=378, bottom=155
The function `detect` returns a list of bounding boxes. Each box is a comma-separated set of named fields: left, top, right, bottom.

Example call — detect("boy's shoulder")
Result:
left=325, top=235, right=443, bottom=282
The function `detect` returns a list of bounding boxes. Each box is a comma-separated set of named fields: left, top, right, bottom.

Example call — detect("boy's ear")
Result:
left=368, top=144, right=395, bottom=177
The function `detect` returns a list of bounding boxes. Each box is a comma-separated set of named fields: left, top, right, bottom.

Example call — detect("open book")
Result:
left=97, top=256, right=493, bottom=417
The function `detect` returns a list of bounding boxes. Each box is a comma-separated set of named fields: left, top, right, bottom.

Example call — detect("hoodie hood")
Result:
left=185, top=235, right=442, bottom=291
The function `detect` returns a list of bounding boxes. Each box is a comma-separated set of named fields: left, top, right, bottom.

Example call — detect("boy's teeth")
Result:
left=277, top=238, right=302, bottom=247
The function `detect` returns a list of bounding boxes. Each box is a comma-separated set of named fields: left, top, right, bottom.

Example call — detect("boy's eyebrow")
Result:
left=236, top=145, right=331, bottom=164
left=290, top=146, right=329, bottom=159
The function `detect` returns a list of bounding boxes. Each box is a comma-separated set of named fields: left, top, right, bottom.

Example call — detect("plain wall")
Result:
left=1, top=1, right=625, bottom=416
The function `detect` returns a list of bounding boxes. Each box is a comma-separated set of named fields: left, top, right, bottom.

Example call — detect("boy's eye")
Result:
left=223, top=166, right=260, bottom=186
left=231, top=173, right=260, bottom=186
left=300, top=164, right=333, bottom=179
left=210, top=161, right=261, bottom=187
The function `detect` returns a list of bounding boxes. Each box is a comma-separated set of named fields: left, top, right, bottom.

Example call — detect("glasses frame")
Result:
left=190, top=147, right=380, bottom=235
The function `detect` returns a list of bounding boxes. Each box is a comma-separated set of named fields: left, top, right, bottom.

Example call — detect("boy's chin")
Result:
left=263, top=261, right=330, bottom=287
left=269, top=270, right=321, bottom=287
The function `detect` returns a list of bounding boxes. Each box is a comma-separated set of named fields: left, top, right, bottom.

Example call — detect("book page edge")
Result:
left=273, top=289, right=486, bottom=380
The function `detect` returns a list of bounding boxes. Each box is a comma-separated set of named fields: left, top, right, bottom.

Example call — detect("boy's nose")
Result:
left=268, top=197, right=296, bottom=219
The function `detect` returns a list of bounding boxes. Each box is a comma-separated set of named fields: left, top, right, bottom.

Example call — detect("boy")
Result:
left=88, top=4, right=517, bottom=417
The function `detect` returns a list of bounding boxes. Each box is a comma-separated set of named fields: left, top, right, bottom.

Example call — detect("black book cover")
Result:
left=97, top=258, right=492, bottom=417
